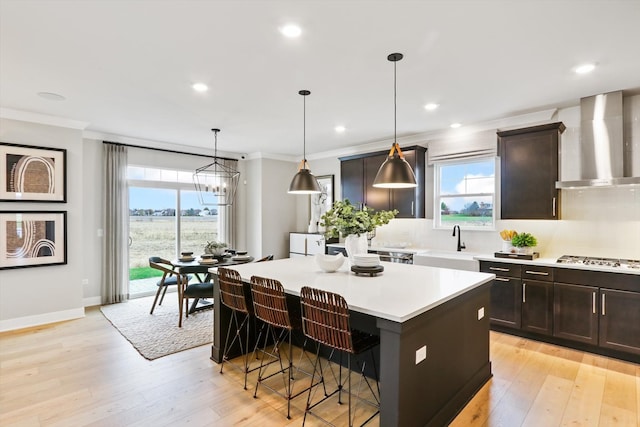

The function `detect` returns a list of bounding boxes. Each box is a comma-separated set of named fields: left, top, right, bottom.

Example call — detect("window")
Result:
left=127, top=166, right=221, bottom=297
left=434, top=158, right=496, bottom=229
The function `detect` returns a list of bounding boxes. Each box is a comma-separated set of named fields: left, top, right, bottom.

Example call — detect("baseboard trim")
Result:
left=0, top=307, right=85, bottom=333
left=83, top=296, right=102, bottom=307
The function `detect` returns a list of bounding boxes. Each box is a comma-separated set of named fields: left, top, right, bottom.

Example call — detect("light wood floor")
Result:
left=1, top=307, right=638, bottom=426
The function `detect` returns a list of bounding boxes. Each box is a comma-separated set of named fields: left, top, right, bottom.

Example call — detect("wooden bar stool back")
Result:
left=299, top=286, right=380, bottom=427
left=250, top=275, right=317, bottom=419
left=217, top=267, right=260, bottom=389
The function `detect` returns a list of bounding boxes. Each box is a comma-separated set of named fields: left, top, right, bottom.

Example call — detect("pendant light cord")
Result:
left=303, top=93, right=306, bottom=164
left=394, top=59, right=397, bottom=144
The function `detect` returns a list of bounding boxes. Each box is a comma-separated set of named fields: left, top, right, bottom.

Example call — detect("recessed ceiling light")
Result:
left=575, top=63, right=595, bottom=74
left=37, top=92, right=65, bottom=101
left=280, top=24, right=302, bottom=38
left=335, top=125, right=346, bottom=133
left=450, top=123, right=462, bottom=129
left=424, top=103, right=439, bottom=111
left=192, top=83, right=208, bottom=92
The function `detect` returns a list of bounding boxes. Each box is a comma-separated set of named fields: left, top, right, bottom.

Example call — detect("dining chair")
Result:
left=299, top=286, right=381, bottom=427
left=250, top=275, right=318, bottom=419
left=148, top=257, right=192, bottom=315
left=175, top=265, right=214, bottom=327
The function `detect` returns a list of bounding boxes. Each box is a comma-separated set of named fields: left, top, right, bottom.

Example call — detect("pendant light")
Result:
left=288, top=89, right=321, bottom=194
left=373, top=53, right=417, bottom=189
left=193, top=128, right=240, bottom=206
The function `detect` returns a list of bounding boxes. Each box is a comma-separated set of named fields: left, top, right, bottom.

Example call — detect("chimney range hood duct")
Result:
left=556, top=91, right=640, bottom=189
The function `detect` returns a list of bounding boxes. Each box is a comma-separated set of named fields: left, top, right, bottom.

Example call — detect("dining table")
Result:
left=173, top=254, right=255, bottom=313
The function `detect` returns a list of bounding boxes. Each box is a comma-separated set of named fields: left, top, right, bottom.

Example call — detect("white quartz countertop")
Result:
left=210, top=256, right=494, bottom=323
left=327, top=243, right=429, bottom=254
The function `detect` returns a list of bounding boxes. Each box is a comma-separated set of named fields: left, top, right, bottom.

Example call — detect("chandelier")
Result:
left=193, top=128, right=240, bottom=206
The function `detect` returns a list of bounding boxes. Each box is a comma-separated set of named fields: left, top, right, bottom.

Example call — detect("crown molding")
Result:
left=83, top=130, right=242, bottom=160
left=0, top=108, right=89, bottom=129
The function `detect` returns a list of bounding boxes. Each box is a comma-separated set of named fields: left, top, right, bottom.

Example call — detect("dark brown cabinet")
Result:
left=484, top=263, right=640, bottom=362
left=599, top=288, right=640, bottom=355
left=521, top=279, right=553, bottom=335
left=498, top=122, right=565, bottom=220
left=553, top=283, right=599, bottom=345
left=339, top=146, right=425, bottom=218
left=480, top=262, right=522, bottom=328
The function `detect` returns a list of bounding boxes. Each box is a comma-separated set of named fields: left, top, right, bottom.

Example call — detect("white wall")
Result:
left=0, top=118, right=85, bottom=331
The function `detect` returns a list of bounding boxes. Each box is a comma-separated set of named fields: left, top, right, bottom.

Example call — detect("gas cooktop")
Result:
left=556, top=255, right=640, bottom=270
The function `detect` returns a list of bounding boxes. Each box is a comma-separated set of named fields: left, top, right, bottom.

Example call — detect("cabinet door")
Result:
left=599, top=288, right=640, bottom=355
left=521, top=279, right=553, bottom=335
left=553, top=283, right=598, bottom=345
left=499, top=123, right=563, bottom=220
left=364, top=154, right=390, bottom=211
left=490, top=276, right=522, bottom=328
left=306, top=234, right=325, bottom=255
left=340, top=158, right=364, bottom=207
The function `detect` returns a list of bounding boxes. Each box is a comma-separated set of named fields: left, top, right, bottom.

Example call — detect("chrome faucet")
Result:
left=452, top=225, right=466, bottom=252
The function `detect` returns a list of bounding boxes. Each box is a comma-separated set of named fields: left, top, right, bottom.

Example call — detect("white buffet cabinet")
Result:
left=289, top=232, right=325, bottom=257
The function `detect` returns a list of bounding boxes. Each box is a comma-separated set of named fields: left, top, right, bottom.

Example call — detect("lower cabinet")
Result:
left=490, top=276, right=522, bottom=329
left=481, top=260, right=640, bottom=362
left=521, top=279, right=553, bottom=335
left=599, top=288, right=640, bottom=355
left=553, top=283, right=599, bottom=345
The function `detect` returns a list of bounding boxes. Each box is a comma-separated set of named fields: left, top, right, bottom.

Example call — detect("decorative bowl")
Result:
left=236, top=250, right=248, bottom=256
left=315, top=253, right=345, bottom=273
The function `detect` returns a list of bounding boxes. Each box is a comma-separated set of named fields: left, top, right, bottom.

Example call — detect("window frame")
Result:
left=433, top=156, right=498, bottom=231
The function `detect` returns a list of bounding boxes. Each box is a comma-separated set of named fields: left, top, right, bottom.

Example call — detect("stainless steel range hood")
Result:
left=556, top=91, right=640, bottom=189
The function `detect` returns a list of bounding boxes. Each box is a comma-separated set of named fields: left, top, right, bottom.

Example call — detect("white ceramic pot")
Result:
left=315, top=253, right=345, bottom=272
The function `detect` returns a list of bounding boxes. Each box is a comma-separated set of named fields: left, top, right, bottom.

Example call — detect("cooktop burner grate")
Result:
left=557, top=255, right=639, bottom=269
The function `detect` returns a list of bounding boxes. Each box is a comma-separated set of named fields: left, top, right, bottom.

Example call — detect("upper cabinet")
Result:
left=340, top=146, right=426, bottom=218
left=498, top=123, right=565, bottom=220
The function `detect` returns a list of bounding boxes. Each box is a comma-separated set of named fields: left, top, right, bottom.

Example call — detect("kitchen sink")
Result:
left=414, top=250, right=479, bottom=271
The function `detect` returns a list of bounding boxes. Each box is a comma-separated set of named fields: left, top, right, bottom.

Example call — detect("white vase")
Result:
left=344, top=234, right=368, bottom=262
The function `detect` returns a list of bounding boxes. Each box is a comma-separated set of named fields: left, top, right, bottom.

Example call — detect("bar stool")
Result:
left=217, top=267, right=261, bottom=389
left=249, top=275, right=318, bottom=419
left=299, top=286, right=380, bottom=427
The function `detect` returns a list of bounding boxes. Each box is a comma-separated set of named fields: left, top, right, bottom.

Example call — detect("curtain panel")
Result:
left=102, top=143, right=129, bottom=304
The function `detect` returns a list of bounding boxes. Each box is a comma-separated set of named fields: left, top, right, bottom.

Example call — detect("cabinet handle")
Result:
left=494, top=277, right=510, bottom=282
left=601, top=294, right=606, bottom=316
left=525, top=270, right=549, bottom=276
left=592, top=291, right=596, bottom=314
left=411, top=201, right=414, bottom=216
left=304, top=238, right=308, bottom=255
left=522, top=283, right=526, bottom=303
left=552, top=197, right=556, bottom=217
left=490, top=267, right=510, bottom=272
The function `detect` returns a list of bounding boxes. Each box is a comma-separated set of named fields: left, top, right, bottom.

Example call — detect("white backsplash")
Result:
left=373, top=186, right=640, bottom=259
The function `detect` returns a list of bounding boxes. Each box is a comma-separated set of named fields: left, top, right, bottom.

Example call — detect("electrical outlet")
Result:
left=82, top=279, right=89, bottom=285
left=97, top=228, right=104, bottom=237
left=478, top=306, right=485, bottom=320
left=415, top=345, right=427, bottom=364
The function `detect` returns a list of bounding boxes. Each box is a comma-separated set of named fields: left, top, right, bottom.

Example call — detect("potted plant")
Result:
left=510, top=232, right=538, bottom=255
left=320, top=199, right=397, bottom=260
left=204, top=240, right=227, bottom=256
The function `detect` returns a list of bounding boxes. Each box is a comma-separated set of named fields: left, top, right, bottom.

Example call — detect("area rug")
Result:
left=100, top=293, right=213, bottom=360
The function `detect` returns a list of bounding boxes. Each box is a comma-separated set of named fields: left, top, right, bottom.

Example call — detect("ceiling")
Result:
left=1, top=0, right=640, bottom=158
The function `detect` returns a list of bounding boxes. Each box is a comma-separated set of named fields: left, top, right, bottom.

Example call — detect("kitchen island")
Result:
left=210, top=257, right=495, bottom=427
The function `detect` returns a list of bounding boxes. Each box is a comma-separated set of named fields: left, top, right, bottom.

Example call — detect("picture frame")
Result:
left=311, top=174, right=334, bottom=222
left=0, top=142, right=67, bottom=202
left=0, top=211, right=67, bottom=270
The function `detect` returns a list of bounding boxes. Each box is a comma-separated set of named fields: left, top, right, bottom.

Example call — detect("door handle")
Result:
left=552, top=197, right=556, bottom=217
left=411, top=201, right=414, bottom=216
left=525, top=270, right=549, bottom=276
left=490, top=267, right=510, bottom=272
left=494, top=277, right=510, bottom=282
left=592, top=291, right=596, bottom=314
left=601, top=294, right=606, bottom=316
left=522, top=283, right=526, bottom=303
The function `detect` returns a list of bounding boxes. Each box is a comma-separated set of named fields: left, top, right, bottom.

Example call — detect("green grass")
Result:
left=441, top=214, right=492, bottom=227
left=129, top=267, right=163, bottom=280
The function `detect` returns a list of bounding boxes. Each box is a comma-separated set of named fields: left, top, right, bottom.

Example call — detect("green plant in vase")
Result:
left=320, top=199, right=397, bottom=260
left=511, top=232, right=538, bottom=254
left=204, top=240, right=227, bottom=256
